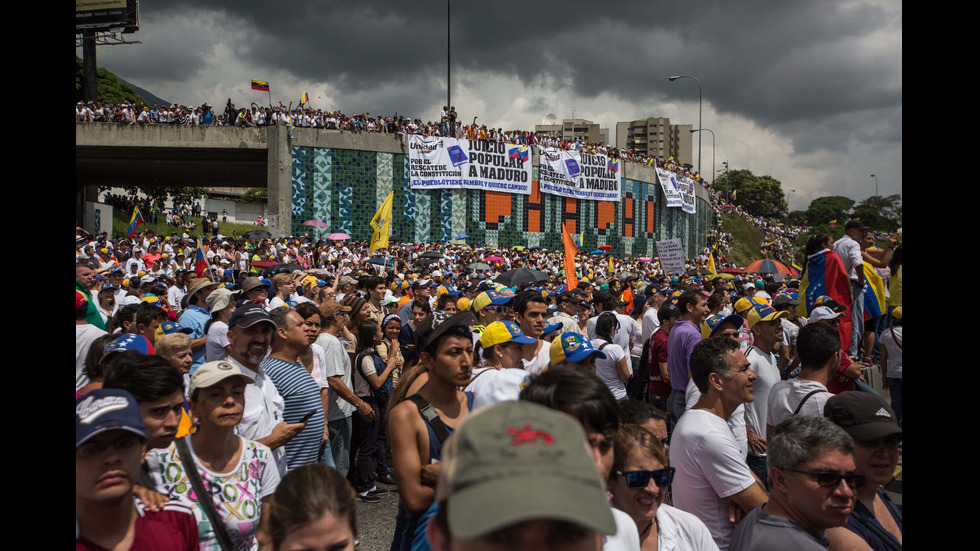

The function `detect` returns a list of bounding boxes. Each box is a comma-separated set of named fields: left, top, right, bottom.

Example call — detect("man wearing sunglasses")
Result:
left=731, top=415, right=858, bottom=550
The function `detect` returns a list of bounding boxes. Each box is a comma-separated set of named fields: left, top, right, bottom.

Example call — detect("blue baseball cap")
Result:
left=550, top=332, right=607, bottom=365
left=76, top=389, right=147, bottom=448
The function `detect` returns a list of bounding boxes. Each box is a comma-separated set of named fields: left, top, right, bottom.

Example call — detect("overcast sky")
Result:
left=82, top=0, right=902, bottom=211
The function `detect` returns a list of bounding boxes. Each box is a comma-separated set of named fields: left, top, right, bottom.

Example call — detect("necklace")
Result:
left=640, top=519, right=655, bottom=538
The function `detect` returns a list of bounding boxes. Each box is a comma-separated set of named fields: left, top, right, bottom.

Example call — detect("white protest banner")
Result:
left=409, top=135, right=465, bottom=190
left=655, top=167, right=683, bottom=208
left=463, top=140, right=532, bottom=194
left=537, top=147, right=621, bottom=202
left=678, top=175, right=697, bottom=214
left=655, top=238, right=686, bottom=274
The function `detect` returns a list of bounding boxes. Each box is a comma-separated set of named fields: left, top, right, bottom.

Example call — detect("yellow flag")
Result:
left=707, top=243, right=718, bottom=276
left=369, top=192, right=394, bottom=255
left=608, top=255, right=615, bottom=274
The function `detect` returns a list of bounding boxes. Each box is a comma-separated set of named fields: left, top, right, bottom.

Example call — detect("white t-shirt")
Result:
left=656, top=504, right=720, bottom=551
left=670, top=409, right=756, bottom=551
left=205, top=321, right=230, bottom=362
left=315, top=332, right=356, bottom=421
left=466, top=367, right=530, bottom=411
left=685, top=378, right=748, bottom=457
left=879, top=326, right=903, bottom=379
left=592, top=339, right=629, bottom=401
left=604, top=507, right=641, bottom=551
left=520, top=340, right=551, bottom=375
left=743, top=346, right=779, bottom=457
left=76, top=324, right=108, bottom=390
left=767, top=378, right=831, bottom=429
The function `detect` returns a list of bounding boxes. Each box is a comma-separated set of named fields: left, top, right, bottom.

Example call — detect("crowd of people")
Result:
left=77, top=99, right=708, bottom=184
left=76, top=206, right=902, bottom=550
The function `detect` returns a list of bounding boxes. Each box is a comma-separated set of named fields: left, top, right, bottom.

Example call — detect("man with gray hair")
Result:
left=731, top=415, right=859, bottom=550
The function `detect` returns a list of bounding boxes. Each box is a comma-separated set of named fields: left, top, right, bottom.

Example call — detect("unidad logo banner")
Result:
left=409, top=135, right=531, bottom=194
left=655, top=167, right=683, bottom=208
left=678, top=175, right=697, bottom=214
left=538, top=147, right=621, bottom=202
left=409, top=135, right=464, bottom=189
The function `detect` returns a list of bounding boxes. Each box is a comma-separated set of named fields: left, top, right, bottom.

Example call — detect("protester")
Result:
left=263, top=464, right=357, bottom=551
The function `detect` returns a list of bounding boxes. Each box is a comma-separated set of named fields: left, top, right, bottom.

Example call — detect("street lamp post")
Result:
left=690, top=128, right=714, bottom=186
left=870, top=174, right=878, bottom=197
left=669, top=75, right=702, bottom=177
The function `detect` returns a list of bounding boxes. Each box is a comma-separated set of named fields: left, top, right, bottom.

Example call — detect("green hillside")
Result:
left=720, top=213, right=763, bottom=268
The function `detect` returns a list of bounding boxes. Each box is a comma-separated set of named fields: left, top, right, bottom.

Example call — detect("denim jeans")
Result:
left=327, top=416, right=352, bottom=477
left=887, top=378, right=902, bottom=428
left=747, top=454, right=769, bottom=489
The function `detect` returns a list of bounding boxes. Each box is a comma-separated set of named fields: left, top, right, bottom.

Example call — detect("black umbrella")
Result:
left=262, top=263, right=303, bottom=277
left=420, top=251, right=446, bottom=259
left=494, top=268, right=550, bottom=288
left=242, top=230, right=272, bottom=241
left=369, top=257, right=395, bottom=267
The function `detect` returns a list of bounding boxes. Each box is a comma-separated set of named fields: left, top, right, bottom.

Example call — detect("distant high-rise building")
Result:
left=535, top=118, right=608, bottom=145
left=615, top=117, right=693, bottom=167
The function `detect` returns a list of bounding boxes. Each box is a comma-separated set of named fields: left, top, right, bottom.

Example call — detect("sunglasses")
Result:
left=615, top=467, right=675, bottom=489
left=783, top=469, right=866, bottom=489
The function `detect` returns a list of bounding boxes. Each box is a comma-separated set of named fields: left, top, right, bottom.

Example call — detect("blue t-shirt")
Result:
left=261, top=357, right=326, bottom=471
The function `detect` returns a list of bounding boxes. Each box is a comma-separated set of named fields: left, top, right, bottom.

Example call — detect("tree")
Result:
left=805, top=196, right=854, bottom=226
left=75, top=56, right=141, bottom=105
left=241, top=188, right=269, bottom=204
left=103, top=185, right=208, bottom=207
left=851, top=194, right=902, bottom=231
left=787, top=210, right=808, bottom=226
left=714, top=169, right=788, bottom=219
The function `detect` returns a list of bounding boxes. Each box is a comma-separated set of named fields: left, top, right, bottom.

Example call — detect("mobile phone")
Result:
left=299, top=410, right=316, bottom=424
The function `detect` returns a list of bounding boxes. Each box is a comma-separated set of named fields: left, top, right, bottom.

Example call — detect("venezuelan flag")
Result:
left=607, top=158, right=619, bottom=173
left=300, top=89, right=310, bottom=105
left=127, top=206, right=144, bottom=238
left=797, top=249, right=854, bottom=351
left=251, top=80, right=270, bottom=92
left=862, top=262, right=885, bottom=321
left=508, top=145, right=520, bottom=159
left=194, top=246, right=208, bottom=277
left=519, top=145, right=529, bottom=162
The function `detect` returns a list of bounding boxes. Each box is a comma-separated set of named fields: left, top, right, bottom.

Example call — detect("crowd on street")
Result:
left=77, top=186, right=902, bottom=550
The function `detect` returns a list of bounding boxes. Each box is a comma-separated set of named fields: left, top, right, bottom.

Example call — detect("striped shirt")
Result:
left=261, top=357, right=325, bottom=471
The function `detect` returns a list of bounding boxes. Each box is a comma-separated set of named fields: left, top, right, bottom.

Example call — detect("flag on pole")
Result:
left=300, top=89, right=310, bottom=105
left=608, top=256, right=615, bottom=274
left=707, top=243, right=718, bottom=276
left=862, top=262, right=885, bottom=321
left=369, top=192, right=394, bottom=255
left=251, top=80, right=270, bottom=92
left=798, top=249, right=854, bottom=351
left=127, top=206, right=144, bottom=238
left=194, top=245, right=208, bottom=277
left=562, top=223, right=579, bottom=290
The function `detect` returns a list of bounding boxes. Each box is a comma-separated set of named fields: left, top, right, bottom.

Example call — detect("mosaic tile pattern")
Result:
left=289, top=147, right=708, bottom=258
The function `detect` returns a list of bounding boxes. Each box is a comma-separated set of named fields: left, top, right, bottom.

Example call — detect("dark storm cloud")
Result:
left=142, top=1, right=900, bottom=148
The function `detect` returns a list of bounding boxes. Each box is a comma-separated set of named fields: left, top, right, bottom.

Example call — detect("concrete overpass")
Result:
left=76, top=123, right=408, bottom=236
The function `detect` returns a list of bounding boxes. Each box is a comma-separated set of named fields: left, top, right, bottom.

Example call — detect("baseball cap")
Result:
left=891, top=306, right=902, bottom=320
left=471, top=290, right=512, bottom=312
left=733, top=296, right=762, bottom=315
left=415, top=310, right=474, bottom=351
left=189, top=360, right=256, bottom=398
left=771, top=294, right=800, bottom=310
left=155, top=321, right=193, bottom=341
left=541, top=321, right=561, bottom=337
left=435, top=401, right=616, bottom=539
left=102, top=334, right=154, bottom=361
left=746, top=304, right=787, bottom=327
left=76, top=389, right=147, bottom=448
left=824, top=391, right=902, bottom=441
left=228, top=304, right=276, bottom=329
left=206, top=287, right=237, bottom=313
left=480, top=321, right=537, bottom=348
left=812, top=296, right=846, bottom=314
left=809, top=306, right=843, bottom=324
left=701, top=314, right=745, bottom=338
left=76, top=289, right=89, bottom=311
left=319, top=300, right=352, bottom=318
left=550, top=332, right=607, bottom=365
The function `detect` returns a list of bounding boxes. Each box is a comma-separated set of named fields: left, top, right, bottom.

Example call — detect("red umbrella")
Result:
left=250, top=259, right=277, bottom=269
left=719, top=267, right=744, bottom=275
left=303, top=220, right=329, bottom=228
left=598, top=245, right=613, bottom=251
left=744, top=259, right=793, bottom=275
left=486, top=256, right=505, bottom=262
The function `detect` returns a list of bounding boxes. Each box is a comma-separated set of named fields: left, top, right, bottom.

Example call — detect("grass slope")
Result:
left=720, top=213, right=764, bottom=268
left=112, top=216, right=266, bottom=240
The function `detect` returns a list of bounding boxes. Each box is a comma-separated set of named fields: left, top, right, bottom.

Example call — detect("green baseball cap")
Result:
left=435, top=401, right=616, bottom=540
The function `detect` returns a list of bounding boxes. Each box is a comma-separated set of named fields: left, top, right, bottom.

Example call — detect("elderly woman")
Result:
left=145, top=361, right=281, bottom=551
left=609, top=424, right=717, bottom=550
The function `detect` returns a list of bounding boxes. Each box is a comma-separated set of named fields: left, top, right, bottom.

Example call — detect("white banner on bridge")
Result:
left=655, top=168, right=683, bottom=208
left=408, top=135, right=531, bottom=194
left=678, top=175, right=697, bottom=214
left=538, top=147, right=622, bottom=202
